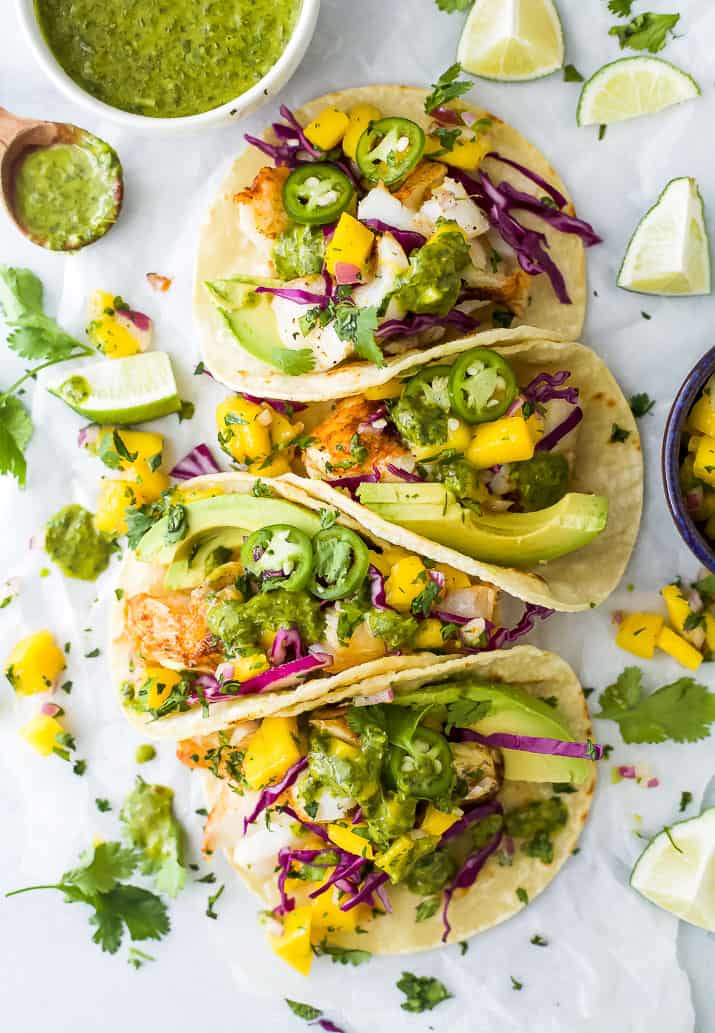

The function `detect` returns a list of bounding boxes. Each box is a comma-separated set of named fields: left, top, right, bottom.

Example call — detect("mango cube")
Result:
left=94, top=478, right=144, bottom=536
left=310, top=885, right=365, bottom=940
left=93, top=428, right=167, bottom=500
left=86, top=290, right=152, bottom=358
left=688, top=395, right=715, bottom=438
left=327, top=822, right=374, bottom=859
left=705, top=612, right=715, bottom=653
left=656, top=626, right=703, bottom=671
left=615, top=612, right=664, bottom=659
left=441, top=132, right=491, bottom=171
left=661, top=584, right=691, bottom=635
left=232, top=651, right=270, bottom=683
left=413, top=419, right=471, bottom=462
left=364, top=380, right=403, bottom=401
left=342, top=103, right=381, bottom=159
left=21, top=713, right=64, bottom=756
left=304, top=107, right=350, bottom=151
left=693, top=436, right=715, bottom=487
left=5, top=630, right=65, bottom=695
left=385, top=555, right=434, bottom=614
left=412, top=619, right=445, bottom=650
left=325, top=213, right=375, bottom=277
left=243, top=716, right=301, bottom=790
left=466, top=415, right=536, bottom=468
left=143, top=666, right=183, bottom=710
left=421, top=805, right=460, bottom=837
left=269, top=905, right=313, bottom=976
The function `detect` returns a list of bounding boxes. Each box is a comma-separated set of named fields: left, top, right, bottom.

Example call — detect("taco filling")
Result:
left=115, top=478, right=517, bottom=726
left=203, top=83, right=600, bottom=377
left=182, top=663, right=600, bottom=973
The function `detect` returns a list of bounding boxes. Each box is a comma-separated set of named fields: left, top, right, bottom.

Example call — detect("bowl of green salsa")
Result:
left=16, top=0, right=320, bottom=128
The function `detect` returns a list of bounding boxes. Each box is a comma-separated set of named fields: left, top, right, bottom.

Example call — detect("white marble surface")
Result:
left=1, top=1, right=714, bottom=1031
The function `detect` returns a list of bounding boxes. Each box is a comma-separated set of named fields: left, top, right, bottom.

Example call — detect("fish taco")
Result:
left=109, top=471, right=542, bottom=740
left=194, top=79, right=600, bottom=401
left=180, top=646, right=598, bottom=970
left=214, top=337, right=643, bottom=611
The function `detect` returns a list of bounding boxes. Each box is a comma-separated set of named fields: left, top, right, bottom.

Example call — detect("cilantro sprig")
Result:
left=0, top=267, right=93, bottom=485
left=6, top=841, right=170, bottom=954
left=597, top=667, right=715, bottom=743
left=609, top=12, right=680, bottom=53
left=424, top=64, right=473, bottom=115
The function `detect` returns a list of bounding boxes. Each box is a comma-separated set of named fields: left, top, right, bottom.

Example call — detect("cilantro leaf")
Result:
left=563, top=63, right=585, bottom=82
left=7, top=312, right=83, bottom=362
left=610, top=423, right=630, bottom=443
left=120, top=778, right=187, bottom=897
left=608, top=0, right=634, bottom=14
left=0, top=399, right=31, bottom=485
left=435, top=0, right=473, bottom=13
left=609, top=13, right=680, bottom=53
left=315, top=941, right=372, bottom=966
left=629, top=392, right=655, bottom=418
left=445, top=698, right=491, bottom=732
left=415, top=897, right=440, bottom=922
left=102, top=884, right=170, bottom=942
left=424, top=64, right=473, bottom=115
left=397, top=972, right=452, bottom=1013
left=0, top=266, right=44, bottom=321
left=334, top=304, right=383, bottom=366
left=598, top=668, right=715, bottom=743
left=63, top=841, right=139, bottom=896
left=125, top=504, right=158, bottom=549
left=285, top=1001, right=323, bottom=1021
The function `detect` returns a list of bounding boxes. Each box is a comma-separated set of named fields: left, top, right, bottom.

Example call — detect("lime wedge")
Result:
left=630, top=808, right=715, bottom=931
left=457, top=0, right=564, bottom=82
left=577, top=56, right=700, bottom=127
left=47, top=351, right=181, bottom=424
left=618, top=177, right=711, bottom=296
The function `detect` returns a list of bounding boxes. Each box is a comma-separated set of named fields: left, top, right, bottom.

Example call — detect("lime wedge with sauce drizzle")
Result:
left=47, top=351, right=181, bottom=424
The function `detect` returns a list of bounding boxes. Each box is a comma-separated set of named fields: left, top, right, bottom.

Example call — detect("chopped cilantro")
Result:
left=314, top=941, right=371, bottom=966
left=285, top=1000, right=323, bottom=1021
left=396, top=972, right=452, bottom=1013
left=679, top=790, right=693, bottom=812
left=95, top=798, right=111, bottom=813
left=530, top=934, right=548, bottom=946
left=563, top=64, right=585, bottom=82
left=609, top=13, right=680, bottom=53
left=511, top=976, right=523, bottom=991
left=415, top=897, right=440, bottom=923
left=424, top=64, right=472, bottom=115
left=516, top=887, right=529, bottom=905
left=629, top=393, right=655, bottom=418
left=610, top=423, right=630, bottom=443
left=206, top=883, right=225, bottom=919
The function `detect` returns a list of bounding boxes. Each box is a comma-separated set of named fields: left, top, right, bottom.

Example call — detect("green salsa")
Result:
left=35, top=0, right=303, bottom=118
left=15, top=138, right=121, bottom=251
left=45, top=504, right=114, bottom=580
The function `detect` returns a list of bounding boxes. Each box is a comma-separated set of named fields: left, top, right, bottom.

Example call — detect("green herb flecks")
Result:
left=396, top=971, right=452, bottom=1013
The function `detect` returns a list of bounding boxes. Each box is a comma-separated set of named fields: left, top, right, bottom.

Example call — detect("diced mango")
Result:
left=413, top=419, right=472, bottom=462
left=21, top=713, right=65, bottom=756
left=693, top=436, right=715, bottom=487
left=310, top=885, right=365, bottom=940
left=661, top=584, right=691, bottom=635
left=304, top=107, right=350, bottom=151
left=526, top=410, right=545, bottom=443
left=441, top=132, right=491, bottom=171
left=342, top=103, right=381, bottom=160
left=421, top=805, right=460, bottom=837
left=232, top=651, right=270, bottom=683
left=364, top=381, right=403, bottom=401
left=325, top=213, right=375, bottom=277
left=143, top=666, right=182, bottom=710
left=466, top=415, right=536, bottom=469
left=413, top=619, right=445, bottom=650
left=328, top=822, right=374, bottom=859
left=656, top=626, right=703, bottom=671
left=216, top=395, right=271, bottom=463
left=434, top=564, right=471, bottom=592
left=177, top=485, right=223, bottom=504
left=385, top=556, right=435, bottom=613
left=615, top=612, right=664, bottom=660
left=688, top=395, right=715, bottom=438
left=93, top=428, right=168, bottom=500
left=5, top=630, right=66, bottom=695
left=269, top=905, right=313, bottom=976
left=705, top=612, right=715, bottom=652
left=94, top=478, right=144, bottom=536
left=244, top=716, right=301, bottom=790
left=86, top=290, right=152, bottom=358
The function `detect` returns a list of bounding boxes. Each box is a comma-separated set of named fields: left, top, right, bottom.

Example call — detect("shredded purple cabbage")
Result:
left=523, top=370, right=579, bottom=407
left=241, top=393, right=308, bottom=414
left=340, top=869, right=390, bottom=912
left=385, top=463, right=422, bottom=482
left=189, top=652, right=331, bottom=705
left=255, top=285, right=330, bottom=307
left=431, top=609, right=470, bottom=626
left=486, top=151, right=568, bottom=209
left=450, top=727, right=604, bottom=761
left=535, top=406, right=584, bottom=452
left=367, top=564, right=391, bottom=610
left=278, top=104, right=324, bottom=159
left=169, top=443, right=221, bottom=480
left=376, top=309, right=479, bottom=340
left=439, top=799, right=503, bottom=845
left=361, top=219, right=427, bottom=254
left=483, top=603, right=554, bottom=651
left=243, top=756, right=309, bottom=834
left=313, top=1021, right=347, bottom=1033
left=328, top=466, right=380, bottom=499
left=441, top=826, right=503, bottom=942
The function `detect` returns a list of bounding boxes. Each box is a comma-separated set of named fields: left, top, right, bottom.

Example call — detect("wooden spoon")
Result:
left=0, top=106, right=124, bottom=251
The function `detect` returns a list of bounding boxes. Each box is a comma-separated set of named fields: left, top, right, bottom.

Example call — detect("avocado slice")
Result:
left=136, top=495, right=322, bottom=567
left=358, top=482, right=608, bottom=567
left=395, top=681, right=591, bottom=784
left=217, top=294, right=315, bottom=376
left=165, top=527, right=247, bottom=590
left=205, top=274, right=285, bottom=309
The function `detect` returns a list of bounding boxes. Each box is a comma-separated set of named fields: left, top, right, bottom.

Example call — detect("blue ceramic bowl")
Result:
left=662, top=345, right=715, bottom=573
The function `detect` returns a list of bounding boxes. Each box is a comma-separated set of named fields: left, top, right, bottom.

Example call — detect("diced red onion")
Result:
left=270, top=627, right=303, bottom=664
left=431, top=609, right=470, bottom=626
left=686, top=488, right=703, bottom=513
left=170, top=443, right=221, bottom=480
left=314, top=1020, right=347, bottom=1033
left=215, top=662, right=234, bottom=684
left=367, top=564, right=391, bottom=610
left=334, top=262, right=362, bottom=285
left=241, top=394, right=308, bottom=414
left=243, top=756, right=309, bottom=833
left=77, top=424, right=99, bottom=449
left=430, top=105, right=464, bottom=125
left=362, top=219, right=427, bottom=254
left=506, top=396, right=525, bottom=417
left=618, top=765, right=637, bottom=779
left=535, top=406, right=583, bottom=452
left=451, top=727, right=604, bottom=761
left=41, top=702, right=63, bottom=717
left=351, top=807, right=363, bottom=825
left=647, top=778, right=660, bottom=788
left=122, top=308, right=152, bottom=332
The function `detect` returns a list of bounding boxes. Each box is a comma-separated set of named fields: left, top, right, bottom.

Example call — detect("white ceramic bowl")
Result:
left=15, top=0, right=321, bottom=131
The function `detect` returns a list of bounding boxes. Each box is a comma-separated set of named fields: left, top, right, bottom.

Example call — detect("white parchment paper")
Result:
left=1, top=1, right=714, bottom=1031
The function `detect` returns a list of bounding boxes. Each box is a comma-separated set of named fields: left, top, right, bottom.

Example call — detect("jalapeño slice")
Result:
left=309, top=526, right=369, bottom=601
left=283, top=162, right=355, bottom=225
left=355, top=117, right=426, bottom=187
left=404, top=364, right=453, bottom=411
left=448, top=347, right=517, bottom=424
left=241, top=524, right=313, bottom=592
left=386, top=728, right=454, bottom=799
